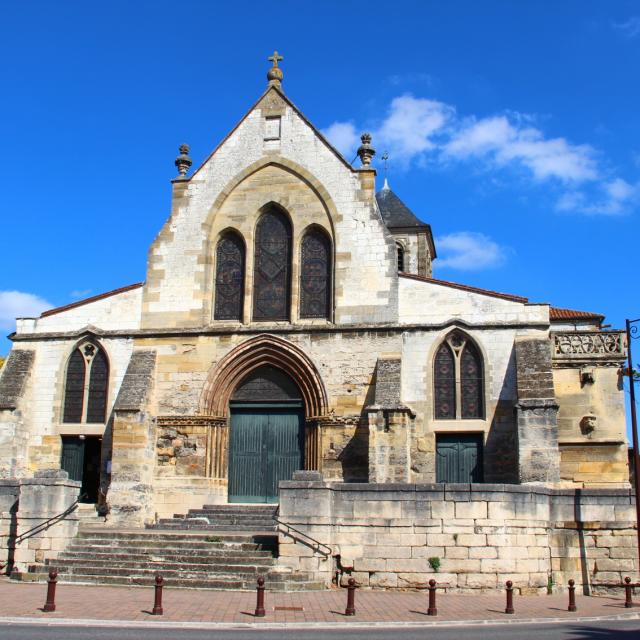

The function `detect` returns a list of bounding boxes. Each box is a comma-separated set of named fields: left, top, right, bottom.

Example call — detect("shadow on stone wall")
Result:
left=484, top=346, right=518, bottom=483
left=338, top=378, right=376, bottom=482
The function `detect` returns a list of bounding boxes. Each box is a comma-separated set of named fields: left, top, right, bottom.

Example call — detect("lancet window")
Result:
left=253, top=208, right=292, bottom=321
left=300, top=228, right=331, bottom=320
left=396, top=243, right=405, bottom=272
left=214, top=231, right=245, bottom=321
left=63, top=343, right=109, bottom=423
left=434, top=331, right=484, bottom=420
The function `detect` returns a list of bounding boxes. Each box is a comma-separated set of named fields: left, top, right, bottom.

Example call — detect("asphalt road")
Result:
left=1, top=620, right=639, bottom=640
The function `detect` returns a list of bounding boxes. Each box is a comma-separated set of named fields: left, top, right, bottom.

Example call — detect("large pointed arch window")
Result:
left=214, top=231, right=245, bottom=321
left=63, top=343, right=109, bottom=423
left=300, top=227, right=331, bottom=320
left=434, top=331, right=484, bottom=420
left=253, top=207, right=292, bottom=321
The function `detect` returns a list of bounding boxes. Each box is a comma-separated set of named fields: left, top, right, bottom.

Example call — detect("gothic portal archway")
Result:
left=200, top=335, right=328, bottom=501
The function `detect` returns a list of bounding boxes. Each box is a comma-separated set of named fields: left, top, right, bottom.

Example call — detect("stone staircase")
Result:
left=148, top=504, right=278, bottom=532
left=33, top=505, right=323, bottom=591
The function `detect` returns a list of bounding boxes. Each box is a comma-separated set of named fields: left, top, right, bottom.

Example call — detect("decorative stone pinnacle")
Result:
left=175, top=143, right=192, bottom=177
left=267, top=50, right=284, bottom=86
left=357, top=132, right=376, bottom=167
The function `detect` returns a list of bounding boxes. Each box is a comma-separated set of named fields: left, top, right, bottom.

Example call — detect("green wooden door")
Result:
left=61, top=437, right=85, bottom=483
left=228, top=404, right=303, bottom=503
left=436, top=434, right=484, bottom=483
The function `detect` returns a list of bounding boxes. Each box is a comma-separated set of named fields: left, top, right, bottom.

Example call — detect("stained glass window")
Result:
left=460, top=342, right=483, bottom=418
left=63, top=349, right=85, bottom=423
left=63, top=344, right=109, bottom=423
left=253, top=209, right=291, bottom=321
left=214, top=232, right=245, bottom=321
left=434, top=332, right=484, bottom=420
left=87, top=349, right=109, bottom=423
left=434, top=343, right=455, bottom=419
left=300, top=228, right=331, bottom=319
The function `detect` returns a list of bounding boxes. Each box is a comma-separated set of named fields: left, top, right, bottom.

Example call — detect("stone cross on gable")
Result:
left=268, top=51, right=283, bottom=68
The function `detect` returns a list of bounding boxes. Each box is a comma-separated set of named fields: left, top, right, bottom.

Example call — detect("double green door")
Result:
left=436, top=434, right=484, bottom=483
left=228, top=404, right=304, bottom=503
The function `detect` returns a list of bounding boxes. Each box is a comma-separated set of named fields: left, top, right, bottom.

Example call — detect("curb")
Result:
left=0, top=612, right=639, bottom=630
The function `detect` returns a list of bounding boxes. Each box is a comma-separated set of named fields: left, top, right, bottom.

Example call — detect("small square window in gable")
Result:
left=264, top=116, right=281, bottom=141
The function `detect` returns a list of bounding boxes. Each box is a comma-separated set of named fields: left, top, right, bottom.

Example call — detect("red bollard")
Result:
left=345, top=577, right=356, bottom=616
left=43, top=569, right=58, bottom=612
left=255, top=577, right=266, bottom=617
left=427, top=579, right=438, bottom=616
left=152, top=574, right=164, bottom=615
left=624, top=576, right=633, bottom=608
left=505, top=580, right=514, bottom=614
left=567, top=579, right=577, bottom=612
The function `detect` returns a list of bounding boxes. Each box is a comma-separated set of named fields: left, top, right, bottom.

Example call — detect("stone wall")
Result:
left=277, top=480, right=638, bottom=593
left=0, top=471, right=81, bottom=574
left=551, top=330, right=628, bottom=486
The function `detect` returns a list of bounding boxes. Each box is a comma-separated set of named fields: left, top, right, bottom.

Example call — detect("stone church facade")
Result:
left=0, top=57, right=635, bottom=591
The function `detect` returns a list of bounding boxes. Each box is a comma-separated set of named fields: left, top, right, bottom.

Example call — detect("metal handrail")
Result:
left=13, top=492, right=87, bottom=546
left=273, top=510, right=332, bottom=558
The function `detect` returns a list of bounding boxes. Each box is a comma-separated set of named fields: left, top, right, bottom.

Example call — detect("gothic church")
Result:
left=0, top=55, right=629, bottom=528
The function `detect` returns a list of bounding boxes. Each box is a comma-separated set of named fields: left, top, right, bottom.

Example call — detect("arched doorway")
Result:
left=228, top=365, right=304, bottom=503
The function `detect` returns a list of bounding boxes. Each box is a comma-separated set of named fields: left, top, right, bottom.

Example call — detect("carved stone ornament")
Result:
left=579, top=414, right=597, bottom=437
left=580, top=367, right=595, bottom=386
left=174, top=143, right=192, bottom=177
left=357, top=133, right=376, bottom=166
left=553, top=331, right=624, bottom=357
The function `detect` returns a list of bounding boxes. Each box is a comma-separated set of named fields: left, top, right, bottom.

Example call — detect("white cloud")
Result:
left=0, top=291, right=52, bottom=331
left=376, top=95, right=453, bottom=162
left=434, top=232, right=508, bottom=271
left=324, top=94, right=634, bottom=216
left=556, top=178, right=638, bottom=215
left=322, top=122, right=359, bottom=157
left=613, top=17, right=640, bottom=38
left=445, top=116, right=598, bottom=183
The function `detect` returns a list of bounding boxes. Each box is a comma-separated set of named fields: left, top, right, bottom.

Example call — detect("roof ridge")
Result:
left=399, top=272, right=529, bottom=303
left=40, top=282, right=144, bottom=318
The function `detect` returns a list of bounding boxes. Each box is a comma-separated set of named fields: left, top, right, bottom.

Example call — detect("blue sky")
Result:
left=1, top=0, right=639, bottom=359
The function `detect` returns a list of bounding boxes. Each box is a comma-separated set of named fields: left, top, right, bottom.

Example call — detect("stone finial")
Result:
left=267, top=50, right=284, bottom=87
left=174, top=144, right=192, bottom=177
left=357, top=133, right=376, bottom=166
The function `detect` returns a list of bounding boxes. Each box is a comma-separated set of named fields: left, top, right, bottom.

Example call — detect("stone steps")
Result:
left=147, top=504, right=278, bottom=533
left=29, top=507, right=321, bottom=591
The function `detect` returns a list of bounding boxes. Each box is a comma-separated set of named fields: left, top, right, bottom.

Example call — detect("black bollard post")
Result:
left=624, top=577, right=633, bottom=608
left=255, top=577, right=266, bottom=617
left=427, top=579, right=438, bottom=616
left=567, top=579, right=577, bottom=612
left=505, top=580, right=514, bottom=614
left=152, top=574, right=164, bottom=615
left=43, top=569, right=58, bottom=612
left=345, top=578, right=356, bottom=616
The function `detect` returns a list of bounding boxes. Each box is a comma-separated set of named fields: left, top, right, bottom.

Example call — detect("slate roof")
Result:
left=375, top=183, right=428, bottom=229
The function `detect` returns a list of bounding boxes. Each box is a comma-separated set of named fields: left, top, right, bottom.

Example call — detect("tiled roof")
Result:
left=40, top=282, right=144, bottom=318
left=399, top=273, right=529, bottom=303
left=549, top=306, right=604, bottom=321
left=375, top=184, right=427, bottom=229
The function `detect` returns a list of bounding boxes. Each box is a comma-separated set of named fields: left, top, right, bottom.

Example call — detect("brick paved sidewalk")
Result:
left=1, top=578, right=638, bottom=626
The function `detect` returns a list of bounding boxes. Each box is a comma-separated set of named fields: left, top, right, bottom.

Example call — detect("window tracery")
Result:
left=252, top=208, right=292, bottom=321
left=300, top=228, right=331, bottom=319
left=434, top=331, right=484, bottom=420
left=63, top=343, right=109, bottom=424
left=214, top=231, right=245, bottom=321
